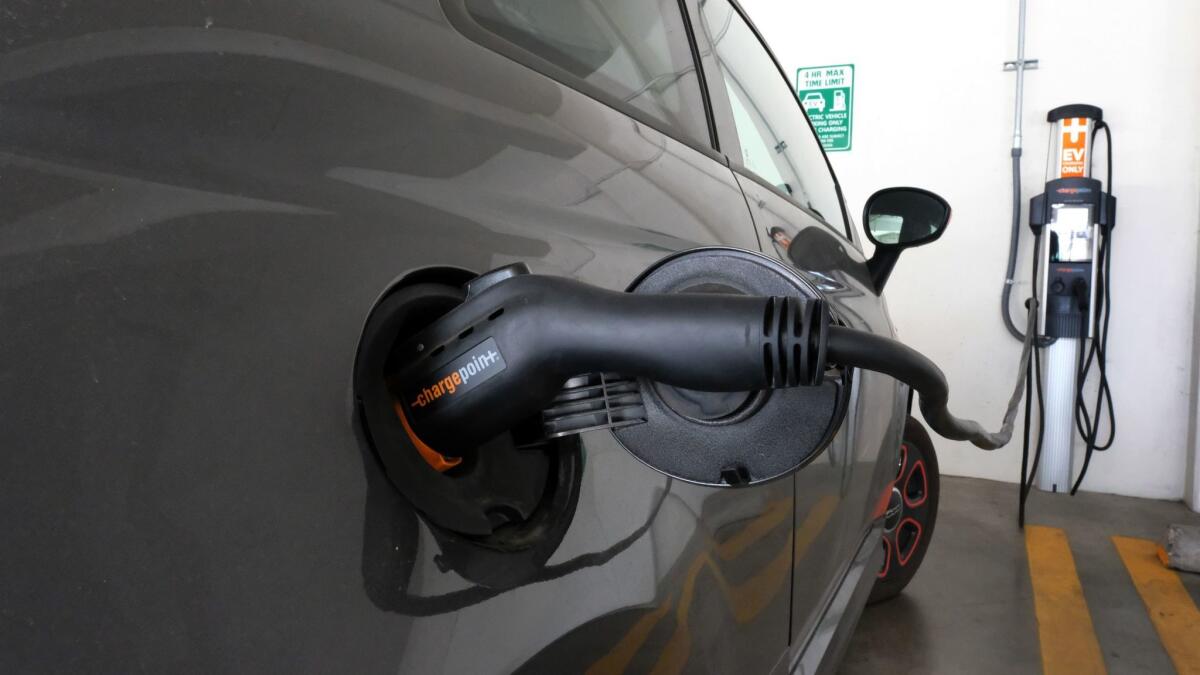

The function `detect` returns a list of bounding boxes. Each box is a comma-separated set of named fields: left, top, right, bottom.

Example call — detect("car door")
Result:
left=0, top=0, right=796, bottom=672
left=688, top=0, right=906, bottom=656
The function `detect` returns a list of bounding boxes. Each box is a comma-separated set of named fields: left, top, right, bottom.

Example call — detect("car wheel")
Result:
left=869, top=415, right=939, bottom=604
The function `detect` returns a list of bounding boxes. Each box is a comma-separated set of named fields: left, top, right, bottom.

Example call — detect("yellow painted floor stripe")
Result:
left=1025, top=525, right=1106, bottom=675
left=1112, top=536, right=1200, bottom=675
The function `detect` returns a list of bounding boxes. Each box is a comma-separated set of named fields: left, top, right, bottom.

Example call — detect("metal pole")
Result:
left=1005, top=0, right=1038, bottom=146
left=1000, top=1, right=1038, bottom=341
left=1012, top=0, right=1028, bottom=151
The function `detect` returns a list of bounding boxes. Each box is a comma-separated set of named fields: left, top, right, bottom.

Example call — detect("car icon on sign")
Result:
left=802, top=92, right=826, bottom=113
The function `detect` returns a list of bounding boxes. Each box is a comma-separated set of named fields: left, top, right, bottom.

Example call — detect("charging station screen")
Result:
left=1048, top=205, right=1094, bottom=263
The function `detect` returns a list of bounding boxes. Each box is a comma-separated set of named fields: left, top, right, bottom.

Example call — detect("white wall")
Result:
left=741, top=0, right=1200, bottom=501
left=1189, top=185, right=1200, bottom=510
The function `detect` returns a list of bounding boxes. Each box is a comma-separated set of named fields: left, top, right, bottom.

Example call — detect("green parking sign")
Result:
left=796, top=64, right=854, bottom=152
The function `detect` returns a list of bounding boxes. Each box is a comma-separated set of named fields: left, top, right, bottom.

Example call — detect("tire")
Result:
left=868, top=416, right=940, bottom=604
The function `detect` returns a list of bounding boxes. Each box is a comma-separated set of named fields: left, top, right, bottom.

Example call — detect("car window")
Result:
left=699, top=0, right=845, bottom=233
left=465, top=0, right=710, bottom=146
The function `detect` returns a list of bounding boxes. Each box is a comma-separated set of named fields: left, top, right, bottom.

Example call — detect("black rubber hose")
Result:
left=397, top=265, right=1033, bottom=455
left=1018, top=321, right=1034, bottom=528
left=1071, top=221, right=1115, bottom=493
left=1070, top=121, right=1117, bottom=495
left=1020, top=241, right=1048, bottom=525
left=1020, top=328, right=1046, bottom=524
left=825, top=324, right=1026, bottom=450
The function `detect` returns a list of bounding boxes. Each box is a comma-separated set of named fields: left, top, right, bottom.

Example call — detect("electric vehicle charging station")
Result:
left=1029, top=105, right=1116, bottom=495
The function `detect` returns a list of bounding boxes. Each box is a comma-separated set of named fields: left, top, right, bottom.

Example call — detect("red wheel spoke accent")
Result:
left=896, top=443, right=909, bottom=481
left=904, top=459, right=928, bottom=509
left=878, top=535, right=892, bottom=578
left=896, top=517, right=923, bottom=566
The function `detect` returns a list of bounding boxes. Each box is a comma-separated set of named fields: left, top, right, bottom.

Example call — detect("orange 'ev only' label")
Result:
left=1059, top=117, right=1089, bottom=178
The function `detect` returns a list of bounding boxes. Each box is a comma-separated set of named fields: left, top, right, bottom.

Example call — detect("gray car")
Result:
left=0, top=0, right=944, bottom=672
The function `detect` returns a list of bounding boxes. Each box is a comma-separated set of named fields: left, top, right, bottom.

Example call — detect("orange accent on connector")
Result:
left=393, top=401, right=462, bottom=472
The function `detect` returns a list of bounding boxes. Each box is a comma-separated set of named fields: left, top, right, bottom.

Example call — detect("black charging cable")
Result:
left=1070, top=121, right=1116, bottom=494
left=395, top=259, right=1041, bottom=459
left=1019, top=234, right=1048, bottom=527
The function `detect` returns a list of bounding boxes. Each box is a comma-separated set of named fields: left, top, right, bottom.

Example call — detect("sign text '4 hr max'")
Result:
left=796, top=64, right=854, bottom=152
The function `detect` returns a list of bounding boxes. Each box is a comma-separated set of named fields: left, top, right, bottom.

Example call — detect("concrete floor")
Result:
left=840, top=475, right=1200, bottom=674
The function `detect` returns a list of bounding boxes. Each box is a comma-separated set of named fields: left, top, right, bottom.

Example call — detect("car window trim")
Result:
left=728, top=162, right=843, bottom=230
left=676, top=0, right=721, bottom=153
left=439, top=0, right=726, bottom=165
left=712, top=0, right=856, bottom=243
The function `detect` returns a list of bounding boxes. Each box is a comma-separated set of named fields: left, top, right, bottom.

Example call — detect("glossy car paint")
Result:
left=684, top=1, right=904, bottom=660
left=0, top=1, right=900, bottom=672
left=747, top=176, right=905, bottom=666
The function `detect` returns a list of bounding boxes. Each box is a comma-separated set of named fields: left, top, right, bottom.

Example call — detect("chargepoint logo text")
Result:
left=409, top=337, right=507, bottom=410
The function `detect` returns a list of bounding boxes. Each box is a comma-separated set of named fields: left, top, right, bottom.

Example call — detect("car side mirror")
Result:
left=863, top=187, right=951, bottom=292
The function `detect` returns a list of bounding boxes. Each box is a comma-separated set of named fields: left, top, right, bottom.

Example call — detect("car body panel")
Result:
left=688, top=0, right=903, bottom=658
left=731, top=174, right=903, bottom=656
left=0, top=0, right=900, bottom=672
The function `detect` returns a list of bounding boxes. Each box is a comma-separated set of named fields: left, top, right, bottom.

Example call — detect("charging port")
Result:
left=354, top=270, right=582, bottom=585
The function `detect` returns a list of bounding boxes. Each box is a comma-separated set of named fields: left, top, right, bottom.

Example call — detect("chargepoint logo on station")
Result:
left=408, top=337, right=507, bottom=410
left=1059, top=117, right=1090, bottom=177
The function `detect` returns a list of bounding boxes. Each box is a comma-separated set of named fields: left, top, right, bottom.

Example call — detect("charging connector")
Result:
left=386, top=256, right=1022, bottom=469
